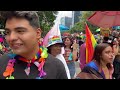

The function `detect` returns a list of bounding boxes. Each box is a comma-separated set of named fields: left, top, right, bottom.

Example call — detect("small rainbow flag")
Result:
left=85, top=23, right=97, bottom=63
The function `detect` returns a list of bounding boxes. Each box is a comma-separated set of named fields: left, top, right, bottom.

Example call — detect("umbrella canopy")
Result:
left=59, top=24, right=69, bottom=31
left=88, top=11, right=120, bottom=28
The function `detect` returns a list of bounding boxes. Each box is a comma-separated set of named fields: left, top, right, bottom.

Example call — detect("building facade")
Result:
left=72, top=11, right=82, bottom=27
left=60, top=16, right=72, bottom=29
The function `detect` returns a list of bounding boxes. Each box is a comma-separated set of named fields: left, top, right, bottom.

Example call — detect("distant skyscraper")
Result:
left=72, top=11, right=82, bottom=27
left=60, top=16, right=72, bottom=29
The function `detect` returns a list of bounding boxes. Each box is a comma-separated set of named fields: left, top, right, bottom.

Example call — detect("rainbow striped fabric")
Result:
left=85, top=23, right=97, bottom=63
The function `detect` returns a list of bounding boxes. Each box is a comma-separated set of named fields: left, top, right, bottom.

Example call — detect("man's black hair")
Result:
left=3, top=11, right=40, bottom=29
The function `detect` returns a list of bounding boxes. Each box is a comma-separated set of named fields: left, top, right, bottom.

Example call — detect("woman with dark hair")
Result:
left=63, top=36, right=78, bottom=79
left=76, top=43, right=115, bottom=79
left=101, top=35, right=119, bottom=79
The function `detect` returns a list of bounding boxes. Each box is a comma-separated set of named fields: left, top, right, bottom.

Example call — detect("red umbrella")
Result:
left=87, top=11, right=120, bottom=28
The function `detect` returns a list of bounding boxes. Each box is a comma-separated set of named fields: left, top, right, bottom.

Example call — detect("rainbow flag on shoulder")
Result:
left=85, top=23, right=97, bottom=63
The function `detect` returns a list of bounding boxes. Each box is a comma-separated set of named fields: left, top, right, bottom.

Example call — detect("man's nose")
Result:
left=9, top=32, right=18, bottom=42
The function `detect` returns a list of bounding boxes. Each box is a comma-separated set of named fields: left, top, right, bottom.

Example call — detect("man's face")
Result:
left=5, top=17, right=41, bottom=56
left=50, top=44, right=62, bottom=56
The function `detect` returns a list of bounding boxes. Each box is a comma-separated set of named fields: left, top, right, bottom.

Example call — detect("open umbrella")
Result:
left=88, top=11, right=120, bottom=28
left=59, top=24, right=69, bottom=31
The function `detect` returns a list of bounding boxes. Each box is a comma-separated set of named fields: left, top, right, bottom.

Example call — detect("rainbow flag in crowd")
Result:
left=85, top=23, right=97, bottom=63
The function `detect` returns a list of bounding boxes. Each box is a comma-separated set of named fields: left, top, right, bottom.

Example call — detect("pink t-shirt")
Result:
left=79, top=43, right=86, bottom=70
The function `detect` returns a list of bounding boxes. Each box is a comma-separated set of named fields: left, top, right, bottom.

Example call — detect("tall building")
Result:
left=60, top=16, right=72, bottom=29
left=72, top=11, right=82, bottom=27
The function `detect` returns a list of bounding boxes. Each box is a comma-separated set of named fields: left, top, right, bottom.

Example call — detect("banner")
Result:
left=100, top=27, right=110, bottom=37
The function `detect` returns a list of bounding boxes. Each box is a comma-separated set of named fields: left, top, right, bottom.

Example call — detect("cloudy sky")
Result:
left=58, top=11, right=72, bottom=17
left=54, top=11, right=72, bottom=24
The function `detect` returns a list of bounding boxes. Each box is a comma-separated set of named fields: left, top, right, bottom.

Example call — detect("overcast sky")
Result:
left=54, top=11, right=72, bottom=24
left=58, top=11, right=72, bottom=17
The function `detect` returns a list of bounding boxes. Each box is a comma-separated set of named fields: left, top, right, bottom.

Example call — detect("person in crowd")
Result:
left=78, top=37, right=84, bottom=47
left=63, top=36, right=78, bottom=79
left=76, top=43, right=114, bottom=79
left=47, top=43, right=71, bottom=79
left=42, top=22, right=70, bottom=79
left=79, top=43, right=86, bottom=70
left=112, top=36, right=120, bottom=79
left=0, top=11, right=67, bottom=79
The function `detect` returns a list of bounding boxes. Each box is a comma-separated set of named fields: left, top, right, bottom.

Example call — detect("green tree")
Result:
left=70, top=11, right=99, bottom=34
left=37, top=11, right=58, bottom=37
left=0, top=11, right=58, bottom=37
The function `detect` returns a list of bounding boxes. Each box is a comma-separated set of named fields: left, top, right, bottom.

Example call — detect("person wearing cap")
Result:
left=0, top=11, right=67, bottom=79
left=43, top=24, right=71, bottom=79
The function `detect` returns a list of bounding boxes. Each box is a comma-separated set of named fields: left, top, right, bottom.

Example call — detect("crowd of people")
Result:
left=0, top=11, right=120, bottom=79
left=0, top=33, right=11, bottom=56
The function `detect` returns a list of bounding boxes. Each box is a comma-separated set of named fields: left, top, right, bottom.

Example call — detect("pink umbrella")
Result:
left=88, top=11, right=120, bottom=28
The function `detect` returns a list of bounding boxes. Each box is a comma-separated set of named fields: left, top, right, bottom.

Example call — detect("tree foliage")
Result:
left=37, top=11, right=58, bottom=37
left=70, top=11, right=99, bottom=34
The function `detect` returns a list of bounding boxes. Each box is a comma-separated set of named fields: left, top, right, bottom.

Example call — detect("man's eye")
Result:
left=17, top=30, right=25, bottom=33
left=18, top=30, right=23, bottom=32
left=4, top=31, right=10, bottom=35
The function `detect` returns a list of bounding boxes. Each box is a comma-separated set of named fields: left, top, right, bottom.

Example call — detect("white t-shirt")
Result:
left=56, top=54, right=71, bottom=79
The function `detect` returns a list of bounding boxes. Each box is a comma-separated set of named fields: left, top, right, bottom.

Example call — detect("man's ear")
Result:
left=36, top=28, right=42, bottom=39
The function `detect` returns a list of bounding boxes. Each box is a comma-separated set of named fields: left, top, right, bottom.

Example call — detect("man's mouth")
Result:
left=11, top=43, right=23, bottom=49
